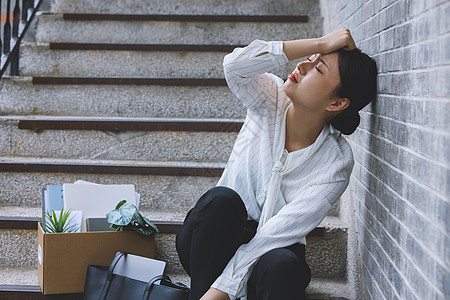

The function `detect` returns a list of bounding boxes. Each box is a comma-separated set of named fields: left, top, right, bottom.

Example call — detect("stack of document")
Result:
left=42, top=181, right=140, bottom=232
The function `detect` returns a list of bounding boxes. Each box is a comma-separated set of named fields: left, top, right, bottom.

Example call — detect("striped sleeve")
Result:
left=211, top=159, right=354, bottom=299
left=223, top=40, right=288, bottom=109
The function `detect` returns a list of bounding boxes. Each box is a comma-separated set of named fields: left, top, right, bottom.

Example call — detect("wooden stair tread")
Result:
left=62, top=14, right=309, bottom=23
left=0, top=160, right=225, bottom=177
left=16, top=116, right=243, bottom=132
left=49, top=43, right=244, bottom=52
left=0, top=216, right=326, bottom=237
left=32, top=77, right=227, bottom=86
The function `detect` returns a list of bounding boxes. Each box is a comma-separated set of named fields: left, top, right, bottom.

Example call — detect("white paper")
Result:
left=73, top=180, right=140, bottom=209
left=63, top=184, right=137, bottom=232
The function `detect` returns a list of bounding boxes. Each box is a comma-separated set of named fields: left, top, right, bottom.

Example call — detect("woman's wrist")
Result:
left=315, top=37, right=325, bottom=54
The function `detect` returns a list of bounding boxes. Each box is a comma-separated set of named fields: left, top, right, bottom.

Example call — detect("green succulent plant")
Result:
left=40, top=208, right=80, bottom=233
left=107, top=200, right=159, bottom=236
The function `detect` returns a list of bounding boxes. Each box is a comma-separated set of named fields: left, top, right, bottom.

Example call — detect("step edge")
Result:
left=31, top=77, right=228, bottom=86
left=62, top=13, right=310, bottom=23
left=0, top=159, right=225, bottom=177
left=0, top=216, right=342, bottom=237
left=14, top=116, right=243, bottom=132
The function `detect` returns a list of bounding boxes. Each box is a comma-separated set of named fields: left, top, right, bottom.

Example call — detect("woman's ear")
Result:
left=326, top=97, right=350, bottom=112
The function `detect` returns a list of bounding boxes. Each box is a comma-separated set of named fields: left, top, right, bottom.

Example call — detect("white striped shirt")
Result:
left=211, top=40, right=354, bottom=299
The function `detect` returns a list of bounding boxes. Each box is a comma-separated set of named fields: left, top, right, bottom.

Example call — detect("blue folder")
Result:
left=41, top=185, right=64, bottom=220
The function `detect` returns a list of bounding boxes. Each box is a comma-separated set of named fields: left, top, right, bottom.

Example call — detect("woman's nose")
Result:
left=297, top=60, right=313, bottom=75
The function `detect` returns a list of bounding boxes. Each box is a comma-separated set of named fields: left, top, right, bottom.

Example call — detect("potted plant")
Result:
left=107, top=200, right=159, bottom=235
left=40, top=208, right=80, bottom=233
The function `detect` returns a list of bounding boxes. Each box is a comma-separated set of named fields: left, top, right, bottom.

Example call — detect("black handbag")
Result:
left=84, top=252, right=189, bottom=300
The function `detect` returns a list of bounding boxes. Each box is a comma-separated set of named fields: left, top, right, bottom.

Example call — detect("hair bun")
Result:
left=330, top=110, right=360, bottom=135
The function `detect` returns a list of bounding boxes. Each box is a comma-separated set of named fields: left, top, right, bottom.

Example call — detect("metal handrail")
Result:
left=0, top=0, right=44, bottom=78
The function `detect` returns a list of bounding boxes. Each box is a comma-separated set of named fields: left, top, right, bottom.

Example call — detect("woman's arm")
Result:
left=223, top=40, right=287, bottom=110
left=283, top=27, right=356, bottom=61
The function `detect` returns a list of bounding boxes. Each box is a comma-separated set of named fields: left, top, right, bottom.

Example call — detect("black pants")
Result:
left=176, top=187, right=311, bottom=300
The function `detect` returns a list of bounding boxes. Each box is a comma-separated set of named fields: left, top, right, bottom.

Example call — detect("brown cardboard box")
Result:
left=37, top=222, right=156, bottom=295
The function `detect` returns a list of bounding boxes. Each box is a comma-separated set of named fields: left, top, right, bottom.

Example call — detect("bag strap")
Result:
left=142, top=275, right=172, bottom=300
left=99, top=251, right=127, bottom=300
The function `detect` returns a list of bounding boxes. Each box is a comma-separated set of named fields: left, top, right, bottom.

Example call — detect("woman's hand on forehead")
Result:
left=318, top=28, right=356, bottom=54
left=282, top=27, right=355, bottom=62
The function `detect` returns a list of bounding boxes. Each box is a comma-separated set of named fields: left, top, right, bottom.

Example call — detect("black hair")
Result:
left=330, top=48, right=378, bottom=135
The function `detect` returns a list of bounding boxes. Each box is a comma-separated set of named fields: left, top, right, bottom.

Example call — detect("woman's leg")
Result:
left=247, top=243, right=311, bottom=300
left=176, top=186, right=255, bottom=300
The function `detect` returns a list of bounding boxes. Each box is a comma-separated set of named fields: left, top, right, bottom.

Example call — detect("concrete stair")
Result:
left=0, top=77, right=245, bottom=119
left=49, top=0, right=321, bottom=15
left=19, top=42, right=301, bottom=78
left=0, top=0, right=353, bottom=299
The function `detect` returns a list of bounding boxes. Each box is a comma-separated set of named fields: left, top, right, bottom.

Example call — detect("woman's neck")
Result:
left=285, top=104, right=327, bottom=152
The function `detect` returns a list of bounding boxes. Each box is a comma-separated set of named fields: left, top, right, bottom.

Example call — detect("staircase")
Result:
left=0, top=0, right=354, bottom=299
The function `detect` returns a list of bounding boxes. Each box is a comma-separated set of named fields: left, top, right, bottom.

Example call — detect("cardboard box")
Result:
left=37, top=222, right=156, bottom=295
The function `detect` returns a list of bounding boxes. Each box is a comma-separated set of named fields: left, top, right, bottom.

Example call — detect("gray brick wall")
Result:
left=320, top=0, right=449, bottom=299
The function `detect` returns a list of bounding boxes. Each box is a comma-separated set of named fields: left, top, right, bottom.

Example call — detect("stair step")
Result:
left=20, top=44, right=221, bottom=78
left=0, top=270, right=349, bottom=299
left=0, top=116, right=240, bottom=162
left=0, top=158, right=224, bottom=176
left=0, top=159, right=220, bottom=209
left=0, top=215, right=327, bottom=238
left=16, top=116, right=243, bottom=132
left=0, top=207, right=189, bottom=223
left=49, top=43, right=244, bottom=52
left=62, top=14, right=309, bottom=23
left=0, top=216, right=182, bottom=233
left=0, top=267, right=188, bottom=299
left=35, top=13, right=322, bottom=44
left=20, top=43, right=296, bottom=78
left=32, top=77, right=227, bottom=86
left=50, top=0, right=320, bottom=16
left=0, top=77, right=246, bottom=119
left=0, top=215, right=346, bottom=277
left=0, top=160, right=339, bottom=216
left=0, top=208, right=340, bottom=236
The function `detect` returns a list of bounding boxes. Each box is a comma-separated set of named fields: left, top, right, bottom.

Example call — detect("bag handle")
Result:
left=141, top=275, right=172, bottom=300
left=99, top=251, right=127, bottom=300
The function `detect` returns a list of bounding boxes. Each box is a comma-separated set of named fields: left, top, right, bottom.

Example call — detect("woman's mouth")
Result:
left=288, top=72, right=298, bottom=83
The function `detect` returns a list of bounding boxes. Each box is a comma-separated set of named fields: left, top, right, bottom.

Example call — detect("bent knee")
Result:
left=255, top=248, right=310, bottom=285
left=195, top=187, right=246, bottom=220
left=259, top=248, right=303, bottom=272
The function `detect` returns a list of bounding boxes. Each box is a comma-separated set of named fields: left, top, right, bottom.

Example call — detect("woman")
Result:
left=176, top=28, right=377, bottom=300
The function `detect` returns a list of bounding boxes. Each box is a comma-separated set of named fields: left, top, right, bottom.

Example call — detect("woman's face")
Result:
left=283, top=52, right=341, bottom=112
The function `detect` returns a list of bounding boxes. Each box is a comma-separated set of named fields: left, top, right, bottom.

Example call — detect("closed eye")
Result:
left=315, top=67, right=323, bottom=74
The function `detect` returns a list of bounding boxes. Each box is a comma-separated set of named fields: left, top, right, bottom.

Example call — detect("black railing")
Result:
left=0, top=0, right=43, bottom=78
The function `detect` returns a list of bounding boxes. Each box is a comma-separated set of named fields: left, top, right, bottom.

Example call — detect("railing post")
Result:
left=10, top=41, right=20, bottom=76
left=0, top=0, right=3, bottom=65
left=4, top=0, right=11, bottom=54
left=13, top=0, right=20, bottom=38
left=10, top=47, right=19, bottom=75
left=22, top=0, right=33, bottom=22
left=10, top=0, right=21, bottom=75
left=21, top=0, right=29, bottom=22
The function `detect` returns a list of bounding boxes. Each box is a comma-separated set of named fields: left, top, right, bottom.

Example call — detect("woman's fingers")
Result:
left=319, top=28, right=356, bottom=53
left=341, top=28, right=356, bottom=50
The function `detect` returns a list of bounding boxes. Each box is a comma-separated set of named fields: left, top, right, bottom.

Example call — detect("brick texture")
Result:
left=320, top=0, right=449, bottom=299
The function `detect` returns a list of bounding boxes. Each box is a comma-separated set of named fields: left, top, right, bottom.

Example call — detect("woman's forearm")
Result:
left=282, top=38, right=322, bottom=61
